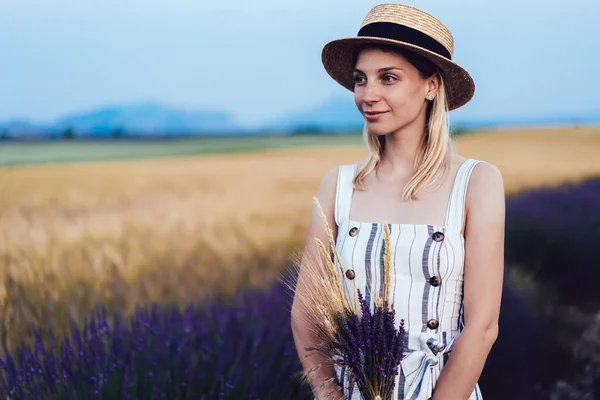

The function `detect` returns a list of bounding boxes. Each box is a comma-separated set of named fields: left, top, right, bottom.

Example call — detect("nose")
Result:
left=359, top=80, right=381, bottom=104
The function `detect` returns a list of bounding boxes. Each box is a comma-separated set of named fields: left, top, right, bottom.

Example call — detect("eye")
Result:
left=382, top=74, right=397, bottom=83
left=353, top=75, right=366, bottom=85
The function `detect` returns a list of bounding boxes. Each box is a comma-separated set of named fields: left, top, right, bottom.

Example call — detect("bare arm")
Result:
left=291, top=166, right=343, bottom=400
left=431, top=162, right=505, bottom=399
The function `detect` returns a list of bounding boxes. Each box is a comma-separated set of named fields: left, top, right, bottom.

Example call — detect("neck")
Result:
left=377, top=116, right=427, bottom=180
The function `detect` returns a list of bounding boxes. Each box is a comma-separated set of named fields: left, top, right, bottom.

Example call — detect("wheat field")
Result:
left=1, top=125, right=599, bottom=349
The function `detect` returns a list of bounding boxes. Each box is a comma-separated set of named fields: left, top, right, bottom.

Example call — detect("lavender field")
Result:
left=2, top=176, right=600, bottom=399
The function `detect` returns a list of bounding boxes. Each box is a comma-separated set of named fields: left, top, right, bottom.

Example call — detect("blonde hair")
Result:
left=352, top=45, right=454, bottom=201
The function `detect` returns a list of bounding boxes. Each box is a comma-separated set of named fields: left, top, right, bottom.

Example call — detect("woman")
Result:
left=291, top=4, right=505, bottom=400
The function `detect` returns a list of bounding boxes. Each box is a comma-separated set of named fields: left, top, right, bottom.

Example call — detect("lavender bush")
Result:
left=0, top=280, right=311, bottom=400
left=480, top=176, right=600, bottom=399
left=505, top=177, right=600, bottom=310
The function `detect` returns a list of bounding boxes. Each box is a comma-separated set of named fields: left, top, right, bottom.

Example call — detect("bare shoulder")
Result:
left=449, top=154, right=469, bottom=179
left=469, top=160, right=505, bottom=195
left=465, top=160, right=505, bottom=223
left=451, top=154, right=469, bottom=165
left=313, top=165, right=341, bottom=223
left=303, top=165, right=342, bottom=251
left=316, top=166, right=340, bottom=199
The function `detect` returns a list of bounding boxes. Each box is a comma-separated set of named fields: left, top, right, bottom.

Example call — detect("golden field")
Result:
left=1, top=125, right=599, bottom=350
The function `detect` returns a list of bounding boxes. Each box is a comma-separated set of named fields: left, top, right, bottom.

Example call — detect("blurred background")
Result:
left=0, top=1, right=599, bottom=399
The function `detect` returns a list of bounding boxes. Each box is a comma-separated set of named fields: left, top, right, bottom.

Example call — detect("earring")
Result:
left=426, top=94, right=435, bottom=100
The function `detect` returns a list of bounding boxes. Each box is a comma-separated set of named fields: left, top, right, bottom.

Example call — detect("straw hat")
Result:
left=321, top=4, right=475, bottom=111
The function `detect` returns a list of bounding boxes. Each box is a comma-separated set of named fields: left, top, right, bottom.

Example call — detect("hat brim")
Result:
left=321, top=36, right=475, bottom=111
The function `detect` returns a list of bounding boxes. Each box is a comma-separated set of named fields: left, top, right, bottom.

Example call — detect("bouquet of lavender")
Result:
left=285, top=197, right=406, bottom=400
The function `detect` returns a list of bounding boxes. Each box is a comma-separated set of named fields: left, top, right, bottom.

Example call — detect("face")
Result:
left=352, top=47, right=437, bottom=136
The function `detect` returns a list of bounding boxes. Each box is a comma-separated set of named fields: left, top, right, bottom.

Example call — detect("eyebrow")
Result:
left=352, top=67, right=404, bottom=74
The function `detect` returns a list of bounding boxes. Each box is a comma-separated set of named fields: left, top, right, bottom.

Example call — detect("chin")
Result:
left=365, top=121, right=392, bottom=136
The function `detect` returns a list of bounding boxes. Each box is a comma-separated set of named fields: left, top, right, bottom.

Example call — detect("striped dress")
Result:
left=329, top=158, right=483, bottom=400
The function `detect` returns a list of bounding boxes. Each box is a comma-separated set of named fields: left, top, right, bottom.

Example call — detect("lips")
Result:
left=364, top=111, right=388, bottom=120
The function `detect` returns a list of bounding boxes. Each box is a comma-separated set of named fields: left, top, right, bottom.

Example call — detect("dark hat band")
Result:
left=357, top=22, right=452, bottom=60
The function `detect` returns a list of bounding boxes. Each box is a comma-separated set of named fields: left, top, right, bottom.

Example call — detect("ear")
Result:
left=426, top=73, right=440, bottom=98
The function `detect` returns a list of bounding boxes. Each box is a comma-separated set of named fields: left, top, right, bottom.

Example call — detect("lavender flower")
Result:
left=0, top=281, right=312, bottom=399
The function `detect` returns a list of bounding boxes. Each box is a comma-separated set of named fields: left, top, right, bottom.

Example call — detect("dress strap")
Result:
left=444, top=159, right=481, bottom=232
left=334, top=164, right=357, bottom=226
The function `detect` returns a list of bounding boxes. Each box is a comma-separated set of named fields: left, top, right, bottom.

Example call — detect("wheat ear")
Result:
left=314, top=237, right=345, bottom=305
left=312, top=197, right=345, bottom=277
left=383, top=222, right=392, bottom=304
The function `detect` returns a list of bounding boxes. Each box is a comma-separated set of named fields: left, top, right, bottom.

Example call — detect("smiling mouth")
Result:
left=364, top=111, right=388, bottom=120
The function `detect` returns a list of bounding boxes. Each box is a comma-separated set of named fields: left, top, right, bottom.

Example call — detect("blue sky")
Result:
left=1, top=0, right=599, bottom=126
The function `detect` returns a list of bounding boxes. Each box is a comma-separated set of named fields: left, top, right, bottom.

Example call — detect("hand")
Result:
left=314, top=382, right=344, bottom=400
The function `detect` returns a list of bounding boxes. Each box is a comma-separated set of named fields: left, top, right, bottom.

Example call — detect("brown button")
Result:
left=427, top=319, right=439, bottom=330
left=345, top=269, right=356, bottom=280
left=429, top=276, right=441, bottom=287
left=349, top=227, right=359, bottom=237
left=432, top=231, right=445, bottom=242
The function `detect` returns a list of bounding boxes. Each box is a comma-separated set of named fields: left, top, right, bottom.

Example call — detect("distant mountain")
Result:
left=452, top=110, right=600, bottom=130
left=1, top=102, right=240, bottom=138
left=55, top=102, right=235, bottom=135
left=266, top=96, right=364, bottom=132
left=266, top=96, right=600, bottom=132
left=1, top=98, right=599, bottom=140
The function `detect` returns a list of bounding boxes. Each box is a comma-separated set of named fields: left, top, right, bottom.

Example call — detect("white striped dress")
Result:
left=329, top=158, right=484, bottom=400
